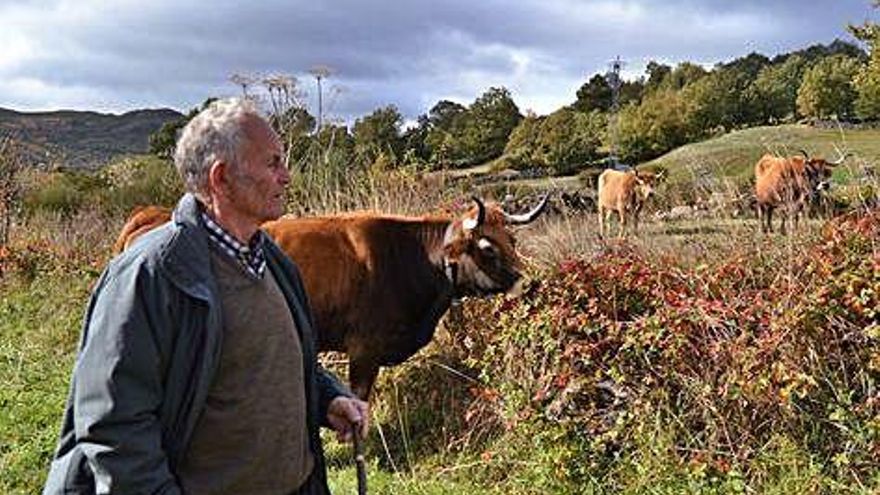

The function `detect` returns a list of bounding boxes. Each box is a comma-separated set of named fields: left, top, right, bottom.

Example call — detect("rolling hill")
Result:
left=0, top=107, right=183, bottom=169
left=642, top=124, right=880, bottom=184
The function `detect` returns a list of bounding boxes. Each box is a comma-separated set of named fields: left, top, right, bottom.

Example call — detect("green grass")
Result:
left=0, top=274, right=90, bottom=494
left=328, top=461, right=482, bottom=495
left=642, top=124, right=880, bottom=184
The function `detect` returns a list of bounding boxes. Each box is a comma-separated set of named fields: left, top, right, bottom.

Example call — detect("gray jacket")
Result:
left=43, top=194, right=350, bottom=494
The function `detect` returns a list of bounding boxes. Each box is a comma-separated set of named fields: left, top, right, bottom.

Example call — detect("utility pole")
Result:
left=606, top=56, right=625, bottom=169
left=309, top=65, right=332, bottom=132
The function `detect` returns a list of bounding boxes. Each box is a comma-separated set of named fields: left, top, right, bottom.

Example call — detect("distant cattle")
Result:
left=597, top=169, right=662, bottom=237
left=754, top=150, right=847, bottom=234
left=116, top=196, right=549, bottom=399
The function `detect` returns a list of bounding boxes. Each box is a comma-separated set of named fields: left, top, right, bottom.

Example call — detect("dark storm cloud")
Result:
left=0, top=0, right=874, bottom=120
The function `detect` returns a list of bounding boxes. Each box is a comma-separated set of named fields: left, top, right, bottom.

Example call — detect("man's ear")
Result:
left=207, top=160, right=228, bottom=196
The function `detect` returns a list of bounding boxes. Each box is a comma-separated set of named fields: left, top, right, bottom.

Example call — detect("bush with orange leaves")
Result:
left=448, top=208, right=879, bottom=488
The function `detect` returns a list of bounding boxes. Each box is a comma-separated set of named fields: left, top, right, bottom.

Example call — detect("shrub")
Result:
left=98, top=155, right=182, bottom=214
left=443, top=211, right=880, bottom=491
left=22, top=170, right=106, bottom=218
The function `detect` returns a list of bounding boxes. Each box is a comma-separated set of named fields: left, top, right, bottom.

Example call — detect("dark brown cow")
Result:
left=754, top=150, right=847, bottom=234
left=115, top=196, right=549, bottom=399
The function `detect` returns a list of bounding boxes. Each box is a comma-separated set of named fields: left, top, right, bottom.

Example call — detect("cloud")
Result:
left=0, top=0, right=872, bottom=120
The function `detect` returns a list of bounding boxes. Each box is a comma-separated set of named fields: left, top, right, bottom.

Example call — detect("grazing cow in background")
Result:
left=597, top=169, right=661, bottom=238
left=754, top=149, right=847, bottom=234
left=115, top=196, right=549, bottom=399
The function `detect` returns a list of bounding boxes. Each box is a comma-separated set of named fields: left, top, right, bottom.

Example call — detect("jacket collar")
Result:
left=159, top=193, right=216, bottom=302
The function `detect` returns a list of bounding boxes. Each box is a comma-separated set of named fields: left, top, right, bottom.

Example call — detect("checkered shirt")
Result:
left=201, top=212, right=267, bottom=279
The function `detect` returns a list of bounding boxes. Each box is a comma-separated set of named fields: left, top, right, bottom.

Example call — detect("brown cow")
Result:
left=112, top=205, right=173, bottom=254
left=597, top=168, right=661, bottom=238
left=754, top=150, right=847, bottom=234
left=115, top=196, right=549, bottom=399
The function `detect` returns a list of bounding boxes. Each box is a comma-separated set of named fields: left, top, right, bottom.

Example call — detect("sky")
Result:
left=0, top=0, right=876, bottom=124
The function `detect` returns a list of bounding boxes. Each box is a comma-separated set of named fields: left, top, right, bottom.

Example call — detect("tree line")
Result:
left=150, top=35, right=880, bottom=177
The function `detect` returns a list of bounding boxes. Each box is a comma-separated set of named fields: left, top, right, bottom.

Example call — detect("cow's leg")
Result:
left=349, top=357, right=380, bottom=401
left=617, top=209, right=626, bottom=238
left=757, top=204, right=765, bottom=233
left=764, top=206, right=773, bottom=233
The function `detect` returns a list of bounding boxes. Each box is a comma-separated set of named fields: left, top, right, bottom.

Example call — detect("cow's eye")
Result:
left=478, top=238, right=497, bottom=256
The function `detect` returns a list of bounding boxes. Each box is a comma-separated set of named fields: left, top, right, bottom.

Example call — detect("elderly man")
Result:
left=43, top=98, right=368, bottom=495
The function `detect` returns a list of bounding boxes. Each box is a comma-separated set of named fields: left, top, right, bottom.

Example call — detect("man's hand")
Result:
left=327, top=396, right=370, bottom=443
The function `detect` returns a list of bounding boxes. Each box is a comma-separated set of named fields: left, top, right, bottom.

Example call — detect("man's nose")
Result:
left=278, top=164, right=291, bottom=186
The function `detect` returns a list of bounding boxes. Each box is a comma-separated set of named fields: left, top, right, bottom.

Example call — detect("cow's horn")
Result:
left=828, top=150, right=851, bottom=166
left=504, top=194, right=550, bottom=225
left=798, top=149, right=810, bottom=159
left=463, top=196, right=486, bottom=230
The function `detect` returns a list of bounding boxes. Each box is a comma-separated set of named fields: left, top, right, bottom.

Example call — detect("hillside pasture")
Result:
left=1, top=124, right=878, bottom=494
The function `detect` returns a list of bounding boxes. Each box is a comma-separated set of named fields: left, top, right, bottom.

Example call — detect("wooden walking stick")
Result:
left=352, top=421, right=367, bottom=495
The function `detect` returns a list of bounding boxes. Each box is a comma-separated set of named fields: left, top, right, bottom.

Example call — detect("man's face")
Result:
left=225, top=115, right=290, bottom=224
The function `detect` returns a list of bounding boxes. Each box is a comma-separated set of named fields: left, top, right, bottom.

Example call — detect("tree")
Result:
left=148, top=98, right=217, bottom=159
left=424, top=100, right=467, bottom=166
left=352, top=105, right=404, bottom=168
left=682, top=70, right=736, bottom=132
left=277, top=107, right=317, bottom=169
left=0, top=136, right=25, bottom=246
left=400, top=114, right=431, bottom=165
left=664, top=62, right=708, bottom=90
left=719, top=52, right=770, bottom=80
left=616, top=89, right=692, bottom=163
left=796, top=54, right=861, bottom=119
left=850, top=2, right=880, bottom=119
left=618, top=79, right=645, bottom=106
left=573, top=74, right=612, bottom=112
left=427, top=100, right=467, bottom=129
left=644, top=61, right=672, bottom=93
left=461, top=86, right=522, bottom=165
left=533, top=109, right=606, bottom=175
left=301, top=123, right=355, bottom=174
left=777, top=40, right=867, bottom=66
left=749, top=55, right=807, bottom=122
left=682, top=60, right=766, bottom=132
left=425, top=87, right=521, bottom=168
left=853, top=59, right=880, bottom=119
left=503, top=112, right=544, bottom=168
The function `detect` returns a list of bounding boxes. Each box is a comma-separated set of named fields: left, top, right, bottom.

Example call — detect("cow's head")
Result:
left=633, top=170, right=661, bottom=201
left=443, top=195, right=549, bottom=297
left=799, top=149, right=848, bottom=193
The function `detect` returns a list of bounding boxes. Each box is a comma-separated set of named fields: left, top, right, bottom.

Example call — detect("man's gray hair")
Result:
left=173, top=97, right=262, bottom=198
